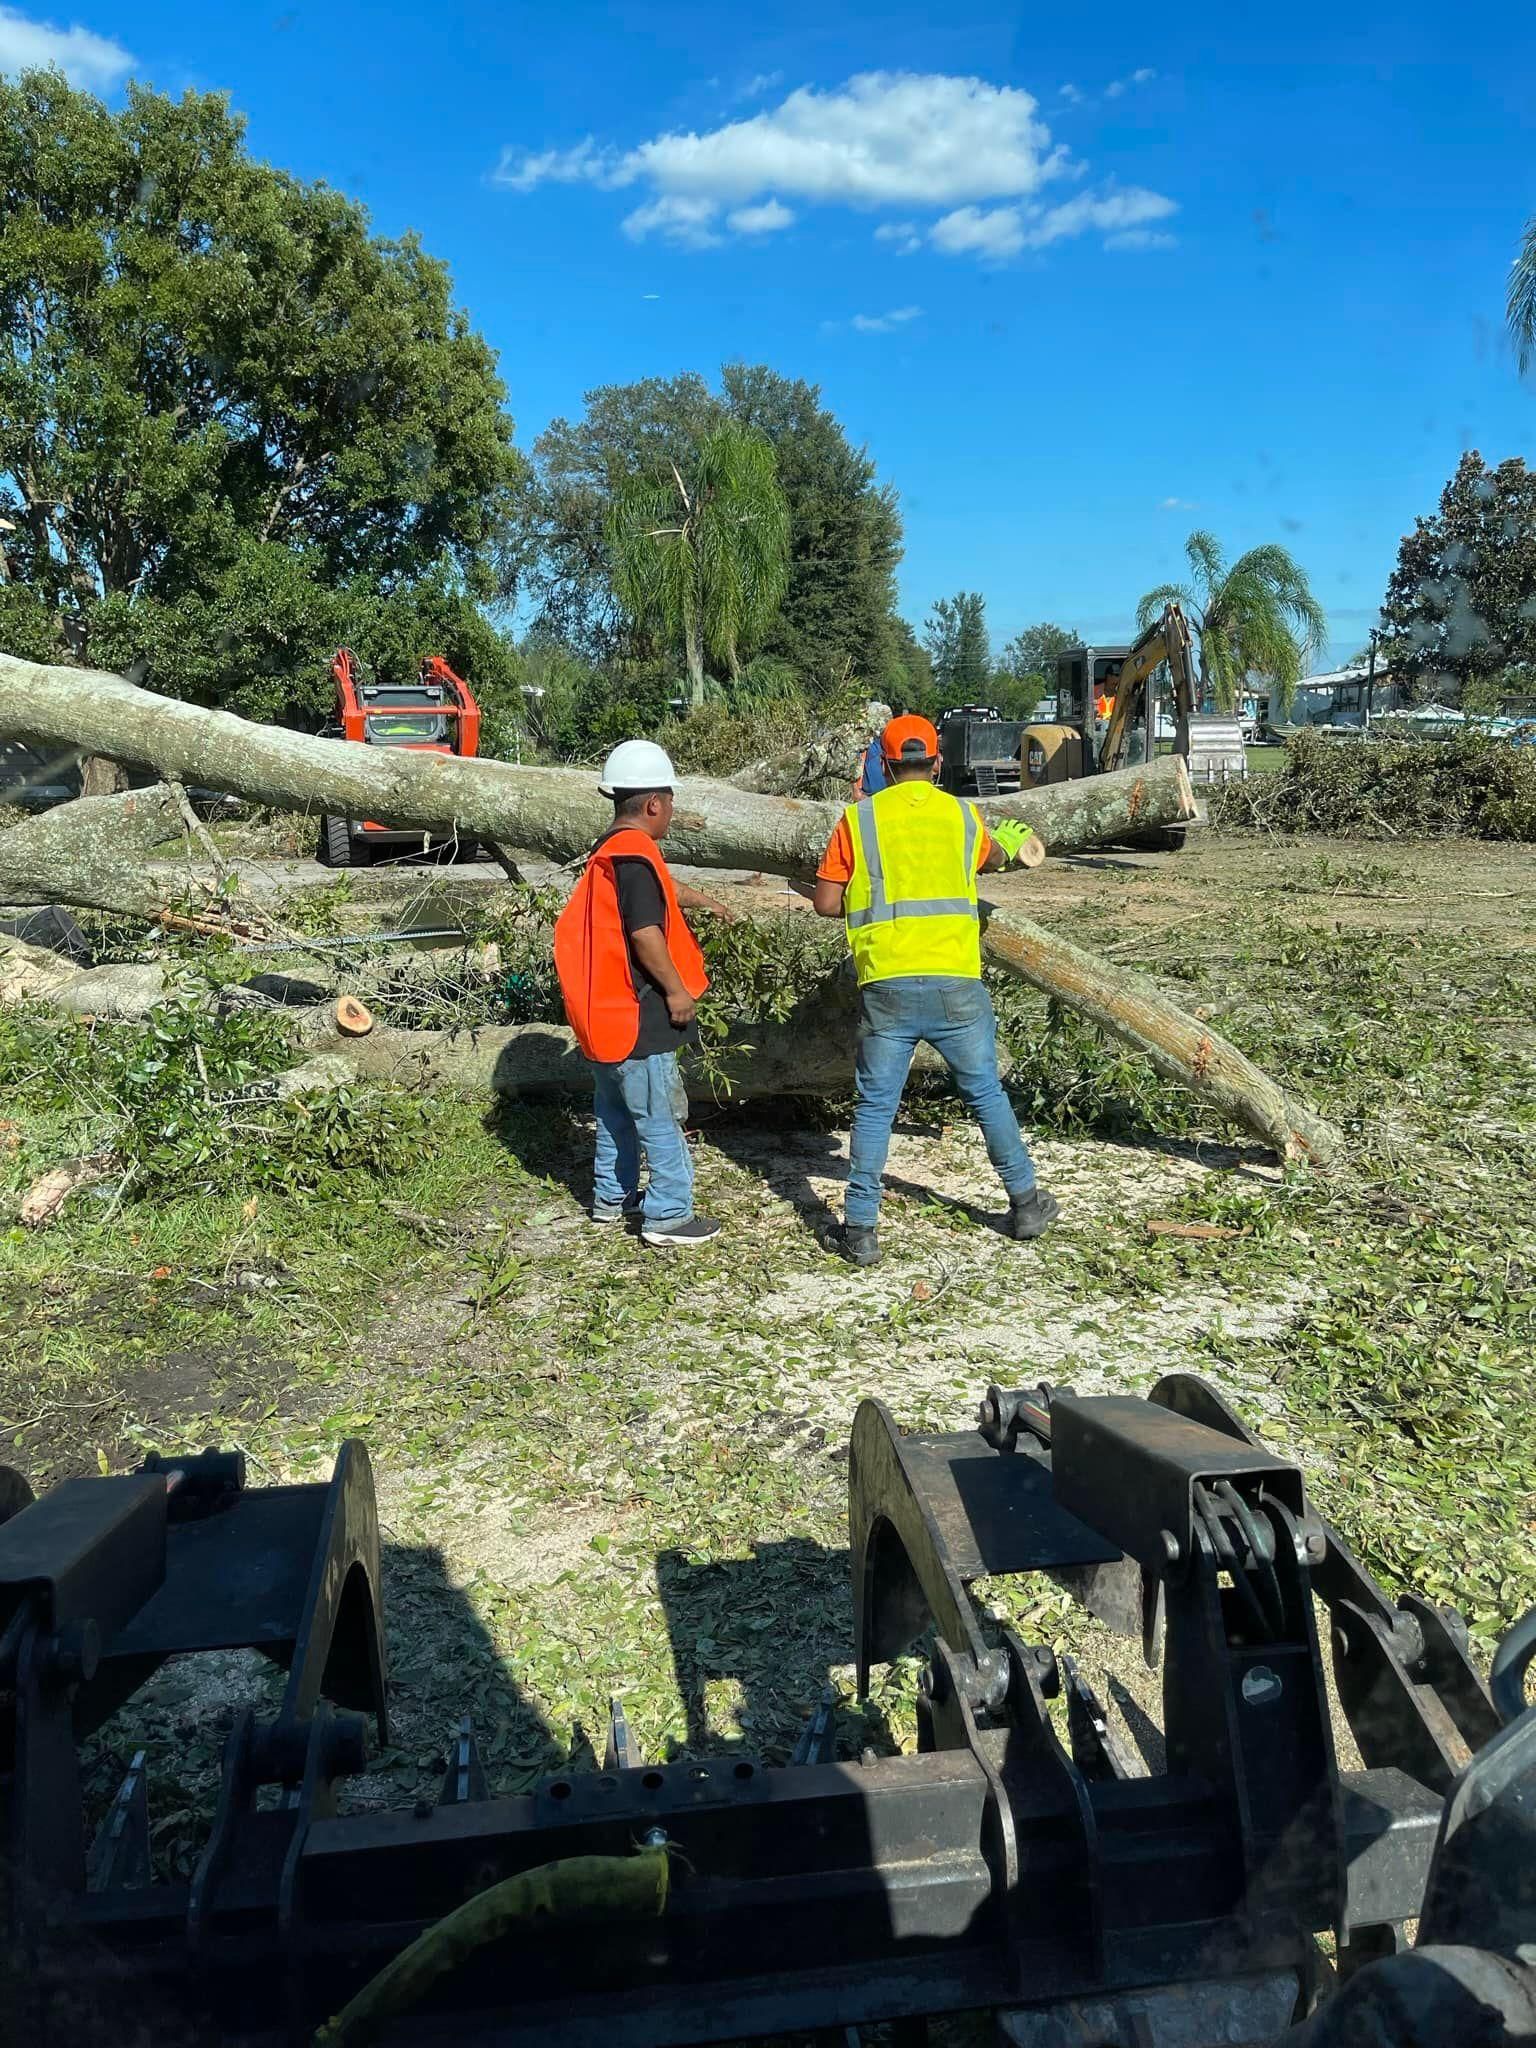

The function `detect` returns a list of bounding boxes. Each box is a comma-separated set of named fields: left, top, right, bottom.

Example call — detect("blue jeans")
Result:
left=846, top=976, right=1036, bottom=1229
left=590, top=1052, right=694, bottom=1227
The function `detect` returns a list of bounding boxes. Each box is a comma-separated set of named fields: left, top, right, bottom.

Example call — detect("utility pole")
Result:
left=1365, top=627, right=1379, bottom=730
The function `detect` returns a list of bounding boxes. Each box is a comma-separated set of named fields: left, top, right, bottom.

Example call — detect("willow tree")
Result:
left=1509, top=215, right=1536, bottom=374
left=1138, top=530, right=1327, bottom=713
left=606, top=424, right=789, bottom=707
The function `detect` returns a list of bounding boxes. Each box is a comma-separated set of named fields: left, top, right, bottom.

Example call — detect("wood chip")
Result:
left=1145, top=1218, right=1244, bottom=1241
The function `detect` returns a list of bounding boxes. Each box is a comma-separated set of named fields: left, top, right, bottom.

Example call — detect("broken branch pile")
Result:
left=0, top=648, right=1340, bottom=1165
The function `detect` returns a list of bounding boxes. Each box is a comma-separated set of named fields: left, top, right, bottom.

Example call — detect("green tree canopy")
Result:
left=606, top=422, right=789, bottom=707
left=1380, top=451, right=1536, bottom=705
left=1138, top=530, right=1325, bottom=712
left=0, top=69, right=523, bottom=721
left=995, top=622, right=1075, bottom=718
left=923, top=592, right=991, bottom=700
left=528, top=365, right=905, bottom=695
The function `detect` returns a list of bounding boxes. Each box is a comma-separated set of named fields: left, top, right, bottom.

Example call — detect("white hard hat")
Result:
left=598, top=738, right=676, bottom=797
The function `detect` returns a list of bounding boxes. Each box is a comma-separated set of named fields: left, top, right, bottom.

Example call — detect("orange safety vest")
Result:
left=553, top=829, right=709, bottom=1063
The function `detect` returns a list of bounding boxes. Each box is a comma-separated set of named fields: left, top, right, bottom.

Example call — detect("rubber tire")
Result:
left=319, top=815, right=353, bottom=867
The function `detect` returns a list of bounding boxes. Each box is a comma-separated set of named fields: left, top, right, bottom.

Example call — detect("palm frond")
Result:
left=1509, top=214, right=1536, bottom=376
left=1137, top=582, right=1192, bottom=632
left=1183, top=530, right=1226, bottom=606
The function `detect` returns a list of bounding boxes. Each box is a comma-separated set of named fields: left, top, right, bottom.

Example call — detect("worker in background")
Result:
left=813, top=715, right=1057, bottom=1267
left=855, top=725, right=890, bottom=798
left=553, top=740, right=725, bottom=1250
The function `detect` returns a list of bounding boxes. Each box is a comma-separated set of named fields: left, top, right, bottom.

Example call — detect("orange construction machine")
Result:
left=318, top=649, right=481, bottom=867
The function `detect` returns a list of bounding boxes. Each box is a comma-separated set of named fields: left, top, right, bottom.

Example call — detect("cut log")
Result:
left=980, top=903, right=1341, bottom=1167
left=0, top=932, right=169, bottom=1018
left=0, top=784, right=186, bottom=920
left=0, top=652, right=1194, bottom=876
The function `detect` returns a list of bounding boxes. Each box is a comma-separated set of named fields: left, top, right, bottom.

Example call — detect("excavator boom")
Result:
left=1098, top=602, right=1197, bottom=773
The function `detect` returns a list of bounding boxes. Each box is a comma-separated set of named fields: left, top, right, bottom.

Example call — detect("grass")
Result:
left=1, top=833, right=1533, bottom=1828
left=1245, top=742, right=1287, bottom=773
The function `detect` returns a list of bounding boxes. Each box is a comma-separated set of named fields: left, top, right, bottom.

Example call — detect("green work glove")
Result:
left=991, top=819, right=1035, bottom=863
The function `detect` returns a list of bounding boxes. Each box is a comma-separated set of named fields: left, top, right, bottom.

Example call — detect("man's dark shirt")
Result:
left=596, top=828, right=699, bottom=1057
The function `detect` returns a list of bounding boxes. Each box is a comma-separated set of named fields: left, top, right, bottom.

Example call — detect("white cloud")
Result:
left=1105, top=65, right=1157, bottom=99
left=624, top=73, right=1071, bottom=209
left=499, top=71, right=1071, bottom=224
left=874, top=220, right=923, bottom=255
left=489, top=137, right=624, bottom=192
left=1159, top=496, right=1198, bottom=510
left=1106, top=227, right=1177, bottom=251
left=727, top=198, right=795, bottom=234
left=929, top=204, right=1025, bottom=261
left=620, top=194, right=723, bottom=248
left=495, top=69, right=1174, bottom=262
left=739, top=70, right=783, bottom=100
left=0, top=4, right=133, bottom=88
left=925, top=186, right=1175, bottom=261
left=850, top=305, right=923, bottom=334
left=1058, top=82, right=1083, bottom=104
left=1019, top=186, right=1176, bottom=248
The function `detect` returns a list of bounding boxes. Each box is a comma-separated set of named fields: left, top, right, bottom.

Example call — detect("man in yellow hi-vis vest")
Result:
left=812, top=714, right=1058, bottom=1267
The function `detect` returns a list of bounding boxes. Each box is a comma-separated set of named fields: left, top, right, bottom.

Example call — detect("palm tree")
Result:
left=1509, top=214, right=1536, bottom=374
left=1138, top=530, right=1327, bottom=713
left=606, top=424, right=789, bottom=708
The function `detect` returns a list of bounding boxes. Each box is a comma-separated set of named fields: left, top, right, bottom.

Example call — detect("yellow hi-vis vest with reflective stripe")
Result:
left=842, top=781, right=985, bottom=985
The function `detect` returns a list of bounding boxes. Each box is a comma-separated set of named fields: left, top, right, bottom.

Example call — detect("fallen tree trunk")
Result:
left=0, top=784, right=186, bottom=920
left=0, top=931, right=169, bottom=1018
left=292, top=968, right=938, bottom=1102
left=0, top=651, right=1194, bottom=875
left=729, top=709, right=885, bottom=799
left=0, top=651, right=1337, bottom=1164
left=980, top=905, right=1341, bottom=1166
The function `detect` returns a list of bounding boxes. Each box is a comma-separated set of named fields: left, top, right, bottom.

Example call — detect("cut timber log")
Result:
left=0, top=651, right=1194, bottom=875
left=0, top=784, right=186, bottom=920
left=980, top=903, right=1341, bottom=1167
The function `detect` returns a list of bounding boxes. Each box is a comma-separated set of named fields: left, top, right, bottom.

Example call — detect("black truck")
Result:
left=937, top=705, right=1026, bottom=795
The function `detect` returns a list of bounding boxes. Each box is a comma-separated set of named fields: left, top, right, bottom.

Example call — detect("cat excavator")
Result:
left=1025, top=604, right=1247, bottom=842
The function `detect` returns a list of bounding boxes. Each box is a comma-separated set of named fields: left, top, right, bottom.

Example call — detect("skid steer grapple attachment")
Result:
left=2, top=1377, right=1532, bottom=2048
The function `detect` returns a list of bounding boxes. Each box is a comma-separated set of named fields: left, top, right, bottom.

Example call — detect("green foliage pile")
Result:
left=0, top=990, right=423, bottom=1200
left=1212, top=728, right=1536, bottom=839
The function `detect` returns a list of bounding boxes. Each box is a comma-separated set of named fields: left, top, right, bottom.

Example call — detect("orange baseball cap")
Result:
left=881, top=714, right=940, bottom=762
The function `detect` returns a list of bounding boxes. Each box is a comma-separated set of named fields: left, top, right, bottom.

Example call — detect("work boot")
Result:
left=839, top=1224, right=881, bottom=1268
left=1007, top=1188, right=1060, bottom=1241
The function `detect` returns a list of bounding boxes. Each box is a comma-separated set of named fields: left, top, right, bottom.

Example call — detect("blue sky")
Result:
left=6, top=0, right=1535, bottom=665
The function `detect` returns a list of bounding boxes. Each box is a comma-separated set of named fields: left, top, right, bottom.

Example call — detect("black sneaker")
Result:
left=1008, top=1189, right=1060, bottom=1241
left=641, top=1214, right=722, bottom=1249
left=839, top=1225, right=881, bottom=1268
left=590, top=1196, right=642, bottom=1227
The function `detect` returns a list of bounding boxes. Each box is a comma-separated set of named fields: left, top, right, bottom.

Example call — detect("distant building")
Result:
left=1281, top=663, right=1405, bottom=730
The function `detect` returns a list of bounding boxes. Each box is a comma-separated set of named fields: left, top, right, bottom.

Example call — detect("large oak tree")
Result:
left=0, top=69, right=524, bottom=724
left=1380, top=452, right=1536, bottom=707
